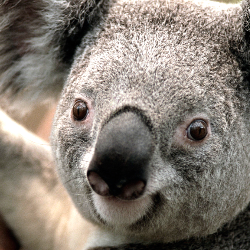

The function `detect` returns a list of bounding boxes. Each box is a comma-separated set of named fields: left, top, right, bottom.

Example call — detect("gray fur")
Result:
left=1, top=0, right=250, bottom=249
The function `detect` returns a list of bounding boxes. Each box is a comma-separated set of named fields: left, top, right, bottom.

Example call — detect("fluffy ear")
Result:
left=0, top=0, right=103, bottom=112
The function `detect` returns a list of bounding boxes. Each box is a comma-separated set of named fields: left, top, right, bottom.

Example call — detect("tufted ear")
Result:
left=0, top=0, right=103, bottom=112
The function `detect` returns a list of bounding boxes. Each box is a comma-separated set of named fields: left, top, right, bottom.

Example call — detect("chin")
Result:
left=92, top=193, right=153, bottom=226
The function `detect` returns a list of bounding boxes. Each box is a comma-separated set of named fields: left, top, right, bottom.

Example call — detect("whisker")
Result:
left=63, top=176, right=85, bottom=185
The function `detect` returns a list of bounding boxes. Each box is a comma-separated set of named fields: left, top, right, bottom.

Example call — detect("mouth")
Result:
left=91, top=192, right=153, bottom=226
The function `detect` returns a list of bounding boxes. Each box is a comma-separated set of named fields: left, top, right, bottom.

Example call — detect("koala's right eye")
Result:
left=73, top=100, right=89, bottom=121
left=187, top=119, right=208, bottom=141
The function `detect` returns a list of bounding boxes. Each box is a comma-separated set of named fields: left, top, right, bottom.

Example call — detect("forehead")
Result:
left=69, top=0, right=240, bottom=117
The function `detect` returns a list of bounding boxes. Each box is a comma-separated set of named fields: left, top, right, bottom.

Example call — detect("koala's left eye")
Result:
left=73, top=100, right=88, bottom=121
left=187, top=120, right=208, bottom=141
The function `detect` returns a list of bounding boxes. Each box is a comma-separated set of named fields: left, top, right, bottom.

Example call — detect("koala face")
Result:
left=51, top=0, right=250, bottom=244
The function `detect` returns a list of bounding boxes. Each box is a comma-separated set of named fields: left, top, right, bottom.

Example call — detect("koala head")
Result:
left=50, top=0, right=250, bottom=243
left=2, top=0, right=250, bottom=245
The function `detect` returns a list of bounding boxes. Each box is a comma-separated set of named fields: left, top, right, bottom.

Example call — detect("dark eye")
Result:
left=187, top=119, right=208, bottom=141
left=73, top=100, right=88, bottom=121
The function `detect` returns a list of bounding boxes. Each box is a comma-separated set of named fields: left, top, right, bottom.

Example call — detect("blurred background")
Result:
left=217, top=0, right=240, bottom=2
left=20, top=104, right=56, bottom=142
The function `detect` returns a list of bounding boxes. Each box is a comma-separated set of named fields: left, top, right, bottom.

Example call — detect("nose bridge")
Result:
left=94, top=111, right=153, bottom=178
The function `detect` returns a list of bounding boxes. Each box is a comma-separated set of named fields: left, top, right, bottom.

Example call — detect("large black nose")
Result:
left=87, top=111, right=153, bottom=200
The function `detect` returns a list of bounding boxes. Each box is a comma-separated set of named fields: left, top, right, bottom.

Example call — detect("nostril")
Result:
left=87, top=171, right=110, bottom=197
left=119, top=180, right=146, bottom=200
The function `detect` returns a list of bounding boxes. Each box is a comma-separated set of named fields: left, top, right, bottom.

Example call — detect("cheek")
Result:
left=81, top=147, right=95, bottom=174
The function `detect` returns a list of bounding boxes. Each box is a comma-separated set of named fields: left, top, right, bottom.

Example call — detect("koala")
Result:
left=1, top=0, right=250, bottom=249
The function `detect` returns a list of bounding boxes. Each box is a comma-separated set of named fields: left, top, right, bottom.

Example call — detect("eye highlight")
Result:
left=73, top=100, right=89, bottom=121
left=187, top=119, right=208, bottom=141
